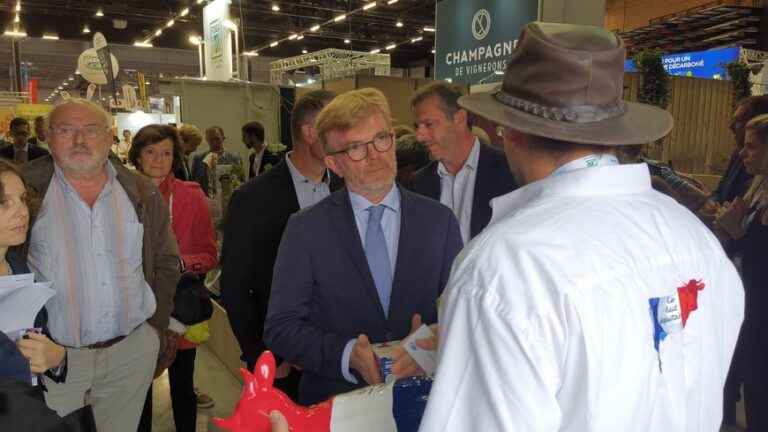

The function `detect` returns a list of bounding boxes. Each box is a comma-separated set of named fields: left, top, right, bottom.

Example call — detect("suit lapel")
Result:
left=330, top=190, right=386, bottom=318
left=471, top=145, right=492, bottom=237
left=271, top=161, right=300, bottom=213
left=424, top=163, right=441, bottom=200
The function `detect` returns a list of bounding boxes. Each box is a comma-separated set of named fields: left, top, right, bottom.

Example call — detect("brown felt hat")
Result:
left=458, top=22, right=673, bottom=146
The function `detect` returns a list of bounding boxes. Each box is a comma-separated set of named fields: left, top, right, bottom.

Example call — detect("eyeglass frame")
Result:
left=326, top=130, right=394, bottom=162
left=49, top=124, right=110, bottom=141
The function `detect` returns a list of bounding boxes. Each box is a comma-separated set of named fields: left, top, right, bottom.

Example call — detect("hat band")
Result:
left=495, top=91, right=627, bottom=124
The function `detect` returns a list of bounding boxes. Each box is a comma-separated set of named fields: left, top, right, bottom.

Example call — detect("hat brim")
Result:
left=458, top=92, right=673, bottom=146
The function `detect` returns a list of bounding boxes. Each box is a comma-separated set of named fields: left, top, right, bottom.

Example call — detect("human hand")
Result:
left=715, top=197, right=749, bottom=239
left=392, top=315, right=439, bottom=379
left=16, top=332, right=65, bottom=373
left=270, top=410, right=290, bottom=432
left=349, top=334, right=382, bottom=385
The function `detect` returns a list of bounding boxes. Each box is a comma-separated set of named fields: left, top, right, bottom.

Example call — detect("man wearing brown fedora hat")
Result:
left=416, top=22, right=744, bottom=431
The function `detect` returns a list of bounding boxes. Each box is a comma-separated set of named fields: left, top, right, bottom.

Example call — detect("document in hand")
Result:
left=0, top=273, right=55, bottom=334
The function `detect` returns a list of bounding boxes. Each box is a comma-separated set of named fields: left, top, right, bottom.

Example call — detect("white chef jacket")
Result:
left=419, top=163, right=744, bottom=432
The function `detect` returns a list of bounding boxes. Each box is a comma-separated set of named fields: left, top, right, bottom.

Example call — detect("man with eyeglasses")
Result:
left=22, top=99, right=180, bottom=432
left=264, top=87, right=463, bottom=405
left=1, top=117, right=49, bottom=163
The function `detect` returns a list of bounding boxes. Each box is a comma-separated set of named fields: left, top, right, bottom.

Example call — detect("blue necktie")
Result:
left=365, top=205, right=392, bottom=316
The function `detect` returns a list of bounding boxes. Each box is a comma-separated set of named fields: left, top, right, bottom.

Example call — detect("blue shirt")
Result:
left=341, top=184, right=401, bottom=383
left=28, top=163, right=156, bottom=347
left=285, top=151, right=331, bottom=210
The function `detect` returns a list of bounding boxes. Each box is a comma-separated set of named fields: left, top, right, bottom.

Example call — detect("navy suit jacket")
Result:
left=264, top=185, right=463, bottom=404
left=409, top=143, right=517, bottom=239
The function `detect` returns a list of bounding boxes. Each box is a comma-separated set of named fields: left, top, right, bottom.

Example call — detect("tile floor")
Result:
left=150, top=344, right=242, bottom=432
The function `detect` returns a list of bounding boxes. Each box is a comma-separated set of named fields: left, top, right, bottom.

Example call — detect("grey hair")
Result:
left=47, top=98, right=112, bottom=128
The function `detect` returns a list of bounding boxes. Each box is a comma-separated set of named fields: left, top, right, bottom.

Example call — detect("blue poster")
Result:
left=624, top=47, right=740, bottom=80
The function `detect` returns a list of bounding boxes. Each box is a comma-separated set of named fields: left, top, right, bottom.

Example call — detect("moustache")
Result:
left=70, top=145, right=93, bottom=155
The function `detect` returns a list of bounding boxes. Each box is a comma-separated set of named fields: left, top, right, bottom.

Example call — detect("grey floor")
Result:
left=150, top=344, right=242, bottom=432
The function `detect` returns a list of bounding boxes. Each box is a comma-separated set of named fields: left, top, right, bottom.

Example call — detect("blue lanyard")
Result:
left=551, top=153, right=620, bottom=177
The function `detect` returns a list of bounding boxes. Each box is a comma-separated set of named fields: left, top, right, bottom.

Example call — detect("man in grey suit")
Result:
left=264, top=88, right=463, bottom=405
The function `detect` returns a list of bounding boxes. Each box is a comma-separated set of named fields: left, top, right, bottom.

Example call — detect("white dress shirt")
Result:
left=438, top=139, right=479, bottom=244
left=420, top=163, right=744, bottom=432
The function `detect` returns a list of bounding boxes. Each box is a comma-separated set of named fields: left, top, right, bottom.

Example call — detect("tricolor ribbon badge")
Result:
left=649, top=279, right=705, bottom=354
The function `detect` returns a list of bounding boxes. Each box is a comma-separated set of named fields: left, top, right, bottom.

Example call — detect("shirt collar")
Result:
left=437, top=138, right=480, bottom=178
left=54, top=161, right=117, bottom=196
left=489, top=163, right=652, bottom=225
left=349, top=183, right=401, bottom=215
left=286, top=151, right=330, bottom=186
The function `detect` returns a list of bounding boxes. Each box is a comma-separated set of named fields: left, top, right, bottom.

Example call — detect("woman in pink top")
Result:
left=131, top=124, right=218, bottom=432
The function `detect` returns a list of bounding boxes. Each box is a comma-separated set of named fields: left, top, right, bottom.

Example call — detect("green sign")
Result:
left=435, top=0, right=539, bottom=85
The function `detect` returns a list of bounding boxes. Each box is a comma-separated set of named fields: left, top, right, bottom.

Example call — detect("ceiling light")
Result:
left=302, top=49, right=308, bottom=54
left=395, top=20, right=403, bottom=28
left=297, top=35, right=304, bottom=40
left=423, top=26, right=435, bottom=32
left=57, top=86, right=63, bottom=90
left=288, top=34, right=298, bottom=40
left=344, top=38, right=350, bottom=44
left=14, top=14, right=20, bottom=23
left=270, top=41, right=279, bottom=47
left=387, top=0, right=399, bottom=4
left=431, top=49, right=436, bottom=54
left=75, top=70, right=81, bottom=74
left=42, top=34, right=59, bottom=40
left=411, top=36, right=422, bottom=43
left=180, top=7, right=190, bottom=17
left=68, top=76, right=74, bottom=81
left=445, top=78, right=453, bottom=83
left=196, top=0, right=204, bottom=4
left=63, top=82, right=69, bottom=87
left=188, top=35, right=201, bottom=45
left=310, top=25, right=320, bottom=32
left=243, top=51, right=259, bottom=56
left=4, top=29, right=26, bottom=38
left=385, top=43, right=396, bottom=50
left=82, top=25, right=91, bottom=34
left=223, top=20, right=237, bottom=31
left=15, top=2, right=21, bottom=12
left=166, top=19, right=175, bottom=28
left=154, top=29, right=162, bottom=36
left=133, top=41, right=153, bottom=47
left=333, top=14, right=346, bottom=22
left=370, top=48, right=381, bottom=54
left=95, top=9, right=104, bottom=17
left=307, top=78, right=315, bottom=84
left=363, top=2, right=376, bottom=10
left=272, top=4, right=280, bottom=11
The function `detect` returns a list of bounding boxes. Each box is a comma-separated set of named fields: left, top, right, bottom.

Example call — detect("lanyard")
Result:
left=551, top=153, right=620, bottom=177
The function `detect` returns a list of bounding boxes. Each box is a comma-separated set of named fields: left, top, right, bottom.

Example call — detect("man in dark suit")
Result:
left=1, top=117, right=50, bottom=163
left=242, top=121, right=281, bottom=179
left=409, top=82, right=517, bottom=242
left=264, top=88, right=463, bottom=405
left=221, top=90, right=338, bottom=399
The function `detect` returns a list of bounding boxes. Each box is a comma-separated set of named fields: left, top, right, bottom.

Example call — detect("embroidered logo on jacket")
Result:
left=649, top=279, right=705, bottom=353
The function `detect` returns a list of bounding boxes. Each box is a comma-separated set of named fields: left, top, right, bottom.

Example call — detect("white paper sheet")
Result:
left=0, top=273, right=55, bottom=333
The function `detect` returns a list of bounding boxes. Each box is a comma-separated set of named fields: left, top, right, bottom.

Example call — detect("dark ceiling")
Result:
left=1, top=0, right=437, bottom=68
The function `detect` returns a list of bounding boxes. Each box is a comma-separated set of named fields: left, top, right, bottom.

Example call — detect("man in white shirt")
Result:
left=416, top=22, right=744, bottom=432
left=410, top=82, right=516, bottom=243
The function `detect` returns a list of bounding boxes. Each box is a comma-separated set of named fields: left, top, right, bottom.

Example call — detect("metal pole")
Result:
left=198, top=43, right=204, bottom=78
left=10, top=39, right=21, bottom=92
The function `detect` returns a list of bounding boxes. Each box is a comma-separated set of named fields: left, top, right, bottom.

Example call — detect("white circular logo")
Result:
left=472, top=9, right=491, bottom=41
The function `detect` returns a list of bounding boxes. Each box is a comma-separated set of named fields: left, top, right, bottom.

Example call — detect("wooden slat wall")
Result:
left=624, top=73, right=735, bottom=174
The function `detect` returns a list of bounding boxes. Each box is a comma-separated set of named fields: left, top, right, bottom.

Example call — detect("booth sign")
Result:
left=624, top=47, right=741, bottom=80
left=435, top=0, right=538, bottom=85
left=203, top=0, right=234, bottom=82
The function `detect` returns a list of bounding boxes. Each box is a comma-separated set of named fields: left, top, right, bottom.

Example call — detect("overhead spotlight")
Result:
left=302, top=48, right=308, bottom=54
left=297, top=35, right=304, bottom=40
left=310, top=25, right=320, bottom=32
left=68, top=76, right=74, bottom=81
left=270, top=41, right=279, bottom=47
left=411, top=36, right=422, bottom=43
left=288, top=34, right=298, bottom=40
left=63, top=82, right=69, bottom=87
left=431, top=48, right=435, bottom=54
left=133, top=41, right=153, bottom=47
left=385, top=43, right=396, bottom=50
left=272, top=4, right=280, bottom=11
left=95, top=9, right=104, bottom=17
left=14, top=14, right=20, bottom=23
left=344, top=38, right=350, bottom=44
left=57, top=86, right=63, bottom=90
left=243, top=51, right=259, bottom=56
left=75, top=70, right=81, bottom=75
left=42, top=34, right=59, bottom=40
left=370, top=48, right=381, bottom=54
left=82, top=25, right=91, bottom=34
left=166, top=19, right=175, bottom=28
left=363, top=2, right=376, bottom=10
left=307, top=78, right=315, bottom=84
left=188, top=35, right=201, bottom=45
left=333, top=14, right=346, bottom=22
left=4, top=29, right=27, bottom=37
left=155, top=29, right=162, bottom=36
left=395, top=20, right=403, bottom=28
left=180, top=7, right=190, bottom=17
left=423, top=26, right=435, bottom=32
left=196, top=0, right=204, bottom=4
left=387, top=0, right=399, bottom=4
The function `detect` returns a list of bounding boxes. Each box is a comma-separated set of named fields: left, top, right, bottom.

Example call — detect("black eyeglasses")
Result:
left=328, top=131, right=394, bottom=161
